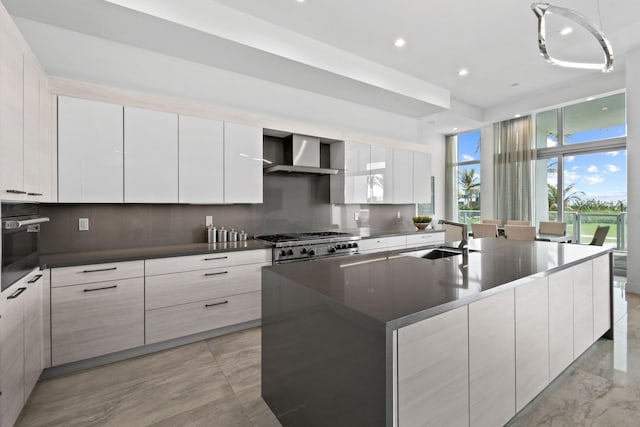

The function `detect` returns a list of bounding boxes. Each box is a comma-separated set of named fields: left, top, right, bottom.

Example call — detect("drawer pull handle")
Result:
left=6, top=189, right=27, bottom=194
left=7, top=287, right=27, bottom=299
left=203, top=256, right=228, bottom=261
left=27, top=192, right=43, bottom=196
left=28, top=274, right=43, bottom=284
left=83, top=285, right=118, bottom=292
left=82, top=267, right=117, bottom=273
left=205, top=300, right=229, bottom=308
left=204, top=271, right=228, bottom=277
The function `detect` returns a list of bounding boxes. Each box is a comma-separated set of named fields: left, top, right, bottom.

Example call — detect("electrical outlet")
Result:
left=354, top=212, right=359, bottom=221
left=78, top=218, right=89, bottom=231
left=205, top=216, right=213, bottom=227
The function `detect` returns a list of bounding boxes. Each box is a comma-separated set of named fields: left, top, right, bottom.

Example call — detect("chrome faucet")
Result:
left=438, top=219, right=469, bottom=250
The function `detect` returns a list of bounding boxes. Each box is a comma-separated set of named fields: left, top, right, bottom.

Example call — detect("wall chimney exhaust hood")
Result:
left=264, top=134, right=339, bottom=175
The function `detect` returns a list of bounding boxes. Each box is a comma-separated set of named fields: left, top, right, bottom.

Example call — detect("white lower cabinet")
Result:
left=144, top=249, right=267, bottom=345
left=0, top=270, right=43, bottom=427
left=593, top=255, right=611, bottom=340
left=469, top=289, right=515, bottom=427
left=51, top=272, right=144, bottom=366
left=145, top=263, right=264, bottom=310
left=145, top=291, right=261, bottom=345
left=23, top=273, right=44, bottom=399
left=548, top=268, right=574, bottom=379
left=573, top=261, right=594, bottom=357
left=358, top=236, right=407, bottom=254
left=393, top=255, right=612, bottom=426
left=397, top=305, right=469, bottom=427
left=0, top=286, right=26, bottom=427
left=405, top=232, right=444, bottom=249
left=515, top=277, right=549, bottom=411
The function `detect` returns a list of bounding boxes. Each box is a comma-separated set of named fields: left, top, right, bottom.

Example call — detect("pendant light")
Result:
left=531, top=2, right=614, bottom=72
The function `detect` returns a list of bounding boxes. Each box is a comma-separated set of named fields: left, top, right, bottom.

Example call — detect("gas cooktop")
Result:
left=256, top=231, right=354, bottom=244
left=257, top=231, right=360, bottom=263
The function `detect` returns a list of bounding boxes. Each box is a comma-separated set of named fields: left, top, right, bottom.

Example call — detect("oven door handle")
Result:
left=2, top=217, right=50, bottom=230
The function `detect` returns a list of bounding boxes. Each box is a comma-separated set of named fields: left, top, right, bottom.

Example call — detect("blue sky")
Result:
left=457, top=128, right=627, bottom=203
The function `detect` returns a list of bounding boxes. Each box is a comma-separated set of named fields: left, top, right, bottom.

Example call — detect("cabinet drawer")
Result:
left=405, top=233, right=445, bottom=248
left=51, top=260, right=144, bottom=287
left=145, top=291, right=261, bottom=345
left=358, top=236, right=406, bottom=253
left=145, top=249, right=270, bottom=276
left=51, top=277, right=144, bottom=365
left=146, top=263, right=266, bottom=310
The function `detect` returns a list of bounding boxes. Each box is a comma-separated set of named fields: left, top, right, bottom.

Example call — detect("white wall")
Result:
left=419, top=122, right=445, bottom=221
left=626, top=48, right=640, bottom=293
left=14, top=17, right=422, bottom=146
left=480, top=124, right=494, bottom=220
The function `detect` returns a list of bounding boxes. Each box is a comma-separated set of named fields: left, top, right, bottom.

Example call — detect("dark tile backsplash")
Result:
left=38, top=174, right=417, bottom=254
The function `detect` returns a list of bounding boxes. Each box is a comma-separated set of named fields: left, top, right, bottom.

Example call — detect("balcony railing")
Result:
left=457, top=210, right=626, bottom=251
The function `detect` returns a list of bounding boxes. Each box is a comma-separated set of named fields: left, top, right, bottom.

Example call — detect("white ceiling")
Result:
left=4, top=0, right=640, bottom=133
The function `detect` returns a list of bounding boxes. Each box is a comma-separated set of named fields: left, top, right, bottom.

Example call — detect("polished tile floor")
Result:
left=18, top=280, right=635, bottom=427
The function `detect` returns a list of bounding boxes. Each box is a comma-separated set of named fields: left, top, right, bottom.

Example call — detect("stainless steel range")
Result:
left=257, top=232, right=360, bottom=263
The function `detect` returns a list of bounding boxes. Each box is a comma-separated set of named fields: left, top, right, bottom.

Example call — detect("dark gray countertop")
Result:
left=40, top=240, right=272, bottom=268
left=263, top=239, right=611, bottom=329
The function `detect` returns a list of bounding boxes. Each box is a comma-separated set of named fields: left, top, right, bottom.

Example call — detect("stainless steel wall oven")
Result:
left=1, top=203, right=49, bottom=292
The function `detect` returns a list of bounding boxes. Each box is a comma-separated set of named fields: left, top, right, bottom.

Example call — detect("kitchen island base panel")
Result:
left=261, top=241, right=612, bottom=427
left=262, top=270, right=386, bottom=427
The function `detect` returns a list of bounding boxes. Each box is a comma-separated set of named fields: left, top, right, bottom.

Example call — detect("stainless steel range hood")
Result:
left=264, top=134, right=339, bottom=175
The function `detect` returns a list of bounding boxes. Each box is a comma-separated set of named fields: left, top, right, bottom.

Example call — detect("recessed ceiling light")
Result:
left=453, top=127, right=459, bottom=131
left=514, top=114, right=521, bottom=118
left=586, top=97, right=595, bottom=101
left=296, top=0, right=305, bottom=3
left=560, top=27, right=573, bottom=36
left=458, top=68, right=469, bottom=76
left=394, top=38, right=406, bottom=47
left=601, top=107, right=609, bottom=111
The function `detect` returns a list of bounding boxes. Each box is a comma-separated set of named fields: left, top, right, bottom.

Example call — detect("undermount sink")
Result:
left=402, top=246, right=479, bottom=260
left=421, top=248, right=462, bottom=259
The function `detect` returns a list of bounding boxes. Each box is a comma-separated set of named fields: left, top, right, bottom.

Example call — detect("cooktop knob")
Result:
left=301, top=248, right=307, bottom=254
left=329, top=247, right=336, bottom=253
left=308, top=249, right=316, bottom=256
left=287, top=249, right=294, bottom=256
left=280, top=250, right=287, bottom=256
left=352, top=242, right=358, bottom=248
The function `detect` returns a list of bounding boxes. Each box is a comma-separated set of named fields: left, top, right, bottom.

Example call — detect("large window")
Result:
left=535, top=92, right=626, bottom=271
left=449, top=130, right=481, bottom=225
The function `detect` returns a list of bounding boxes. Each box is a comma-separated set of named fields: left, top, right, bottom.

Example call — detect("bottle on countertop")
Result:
left=239, top=230, right=248, bottom=241
left=207, top=226, right=217, bottom=244
left=229, top=228, right=238, bottom=242
left=217, top=226, right=228, bottom=242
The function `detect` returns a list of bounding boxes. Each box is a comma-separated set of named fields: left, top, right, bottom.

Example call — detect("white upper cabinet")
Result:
left=223, top=122, right=263, bottom=204
left=178, top=115, right=224, bottom=204
left=0, top=19, right=25, bottom=199
left=22, top=55, right=41, bottom=197
left=58, top=96, right=124, bottom=203
left=413, top=151, right=432, bottom=203
left=124, top=107, right=178, bottom=203
left=38, top=75, right=53, bottom=202
left=392, top=149, right=414, bottom=204
left=330, top=141, right=370, bottom=204
left=369, top=145, right=390, bottom=203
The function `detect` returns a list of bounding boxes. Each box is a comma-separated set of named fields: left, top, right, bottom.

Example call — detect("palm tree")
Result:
left=547, top=183, right=585, bottom=210
left=459, top=168, right=480, bottom=207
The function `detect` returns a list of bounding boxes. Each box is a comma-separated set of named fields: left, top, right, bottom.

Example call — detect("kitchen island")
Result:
left=261, top=239, right=612, bottom=427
